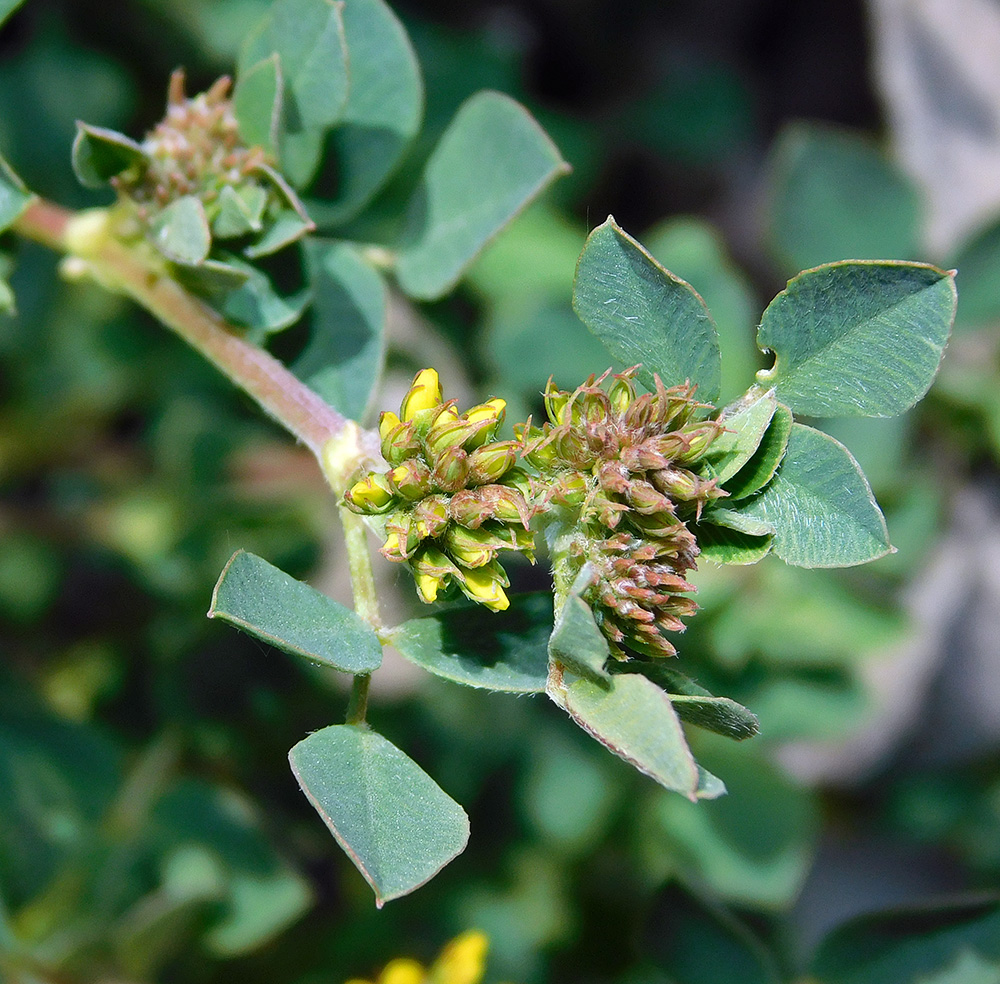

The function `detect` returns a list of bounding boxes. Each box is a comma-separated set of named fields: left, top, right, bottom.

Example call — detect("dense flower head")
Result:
left=345, top=369, right=535, bottom=612
left=517, top=368, right=726, bottom=659
left=112, top=70, right=308, bottom=252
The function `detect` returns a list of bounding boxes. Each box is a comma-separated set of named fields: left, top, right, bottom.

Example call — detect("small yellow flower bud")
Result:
left=445, top=526, right=502, bottom=568
left=430, top=930, right=489, bottom=984
left=400, top=368, right=443, bottom=421
left=345, top=474, right=395, bottom=513
left=458, top=563, right=510, bottom=612
left=464, top=398, right=506, bottom=448
left=467, top=441, right=518, bottom=486
left=414, top=570, right=446, bottom=604
left=388, top=459, right=432, bottom=500
left=379, top=411, right=402, bottom=441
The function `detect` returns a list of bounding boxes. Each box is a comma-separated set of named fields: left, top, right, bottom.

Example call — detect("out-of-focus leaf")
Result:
left=308, top=0, right=423, bottom=225
left=233, top=54, right=283, bottom=157
left=150, top=195, right=212, bottom=265
left=702, top=388, right=777, bottom=484
left=731, top=424, right=891, bottom=567
left=746, top=671, right=868, bottom=742
left=644, top=740, right=818, bottom=907
left=811, top=898, right=1000, bottom=984
left=390, top=593, right=549, bottom=693
left=0, top=0, right=26, bottom=28
left=243, top=209, right=313, bottom=258
left=547, top=663, right=701, bottom=799
left=644, top=216, right=761, bottom=403
left=240, top=0, right=348, bottom=133
left=212, top=185, right=268, bottom=239
left=208, top=550, right=382, bottom=674
left=216, top=260, right=309, bottom=339
left=767, top=123, right=921, bottom=272
left=722, top=403, right=792, bottom=501
left=0, top=153, right=32, bottom=230
left=293, top=238, right=387, bottom=421
left=949, top=216, right=1000, bottom=332
left=71, top=123, right=148, bottom=189
left=288, top=724, right=469, bottom=906
left=643, top=883, right=781, bottom=984
left=573, top=217, right=722, bottom=404
left=756, top=262, right=956, bottom=417
left=396, top=91, right=569, bottom=299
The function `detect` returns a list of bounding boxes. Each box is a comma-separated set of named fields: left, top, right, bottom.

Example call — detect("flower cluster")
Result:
left=518, top=369, right=726, bottom=659
left=111, top=70, right=310, bottom=260
left=345, top=370, right=535, bottom=611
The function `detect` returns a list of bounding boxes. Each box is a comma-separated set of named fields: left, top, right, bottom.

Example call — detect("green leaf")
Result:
left=644, top=884, right=781, bottom=984
left=217, top=260, right=309, bottom=338
left=756, top=261, right=956, bottom=417
left=722, top=403, right=792, bottom=501
left=307, top=0, right=423, bottom=225
left=388, top=593, right=550, bottom=693
left=644, top=216, right=762, bottom=404
left=149, top=195, right=212, bottom=265
left=233, top=54, right=283, bottom=157
left=548, top=589, right=611, bottom=682
left=171, top=256, right=252, bottom=295
left=71, top=122, right=148, bottom=189
left=767, top=122, right=922, bottom=273
left=572, top=217, right=722, bottom=403
left=695, top=522, right=773, bottom=565
left=646, top=741, right=818, bottom=908
left=702, top=388, right=777, bottom=484
left=293, top=238, right=387, bottom=421
left=0, top=0, right=26, bottom=28
left=729, top=423, right=890, bottom=567
left=395, top=90, right=569, bottom=300
left=949, top=217, right=1000, bottom=333
left=0, top=277, right=14, bottom=316
left=812, top=899, right=1000, bottom=984
left=547, top=662, right=701, bottom=799
left=615, top=663, right=759, bottom=740
left=0, top=153, right=32, bottom=231
left=288, top=724, right=470, bottom=905
left=208, top=549, right=382, bottom=673
left=240, top=0, right=349, bottom=132
left=244, top=210, right=314, bottom=259
left=212, top=185, right=268, bottom=239
left=699, top=505, right=774, bottom=537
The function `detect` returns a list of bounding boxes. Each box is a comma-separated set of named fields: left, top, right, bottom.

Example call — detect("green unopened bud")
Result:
left=388, top=459, right=432, bottom=500
left=543, top=379, right=571, bottom=425
left=549, top=471, right=589, bottom=507
left=458, top=561, right=510, bottom=612
left=424, top=414, right=482, bottom=458
left=491, top=486, right=533, bottom=526
left=608, top=373, right=636, bottom=414
left=431, top=445, right=470, bottom=493
left=345, top=473, right=395, bottom=513
left=464, top=398, right=506, bottom=448
left=412, top=494, right=450, bottom=539
left=499, top=467, right=533, bottom=498
left=449, top=489, right=494, bottom=529
left=626, top=479, right=673, bottom=514
left=445, top=525, right=505, bottom=568
left=400, top=368, right=443, bottom=421
left=651, top=467, right=707, bottom=501
left=674, top=422, right=722, bottom=464
left=379, top=411, right=421, bottom=466
left=467, top=441, right=518, bottom=486
left=517, top=423, right=559, bottom=469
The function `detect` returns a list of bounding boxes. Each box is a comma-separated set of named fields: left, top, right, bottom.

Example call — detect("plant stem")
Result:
left=13, top=198, right=352, bottom=458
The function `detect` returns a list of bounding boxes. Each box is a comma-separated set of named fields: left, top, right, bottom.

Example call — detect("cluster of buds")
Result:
left=109, top=70, right=310, bottom=261
left=517, top=368, right=726, bottom=659
left=345, top=370, right=535, bottom=612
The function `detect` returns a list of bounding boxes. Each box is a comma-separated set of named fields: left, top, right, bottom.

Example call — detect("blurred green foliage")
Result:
left=3, top=1, right=1000, bottom=983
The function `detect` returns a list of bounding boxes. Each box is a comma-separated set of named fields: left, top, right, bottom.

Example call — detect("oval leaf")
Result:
left=702, top=388, right=777, bottom=484
left=547, top=661, right=700, bottom=799
left=307, top=0, right=424, bottom=225
left=388, top=593, right=550, bottom=693
left=722, top=403, right=793, bottom=501
left=729, top=423, right=891, bottom=568
left=0, top=154, right=31, bottom=232
left=395, top=90, right=569, bottom=300
left=756, top=261, right=956, bottom=417
left=293, top=238, right=387, bottom=421
left=573, top=217, right=722, bottom=403
left=233, top=54, right=283, bottom=157
left=71, top=122, right=148, bottom=189
left=812, top=898, right=1000, bottom=984
left=150, top=195, right=211, bottom=265
left=288, top=724, right=470, bottom=906
left=208, top=550, right=382, bottom=673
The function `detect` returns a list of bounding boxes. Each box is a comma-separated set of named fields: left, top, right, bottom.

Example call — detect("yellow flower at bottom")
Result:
left=380, top=958, right=426, bottom=984
left=428, top=931, right=489, bottom=984
left=458, top=565, right=510, bottom=612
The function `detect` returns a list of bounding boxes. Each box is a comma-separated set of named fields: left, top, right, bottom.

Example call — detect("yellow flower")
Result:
left=344, top=931, right=496, bottom=984
left=400, top=368, right=443, bottom=421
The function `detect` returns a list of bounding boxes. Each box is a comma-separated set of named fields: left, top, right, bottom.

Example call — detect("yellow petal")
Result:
left=379, top=958, right=426, bottom=984
left=459, top=567, right=510, bottom=612
left=429, top=931, right=489, bottom=984
left=401, top=368, right=443, bottom=421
